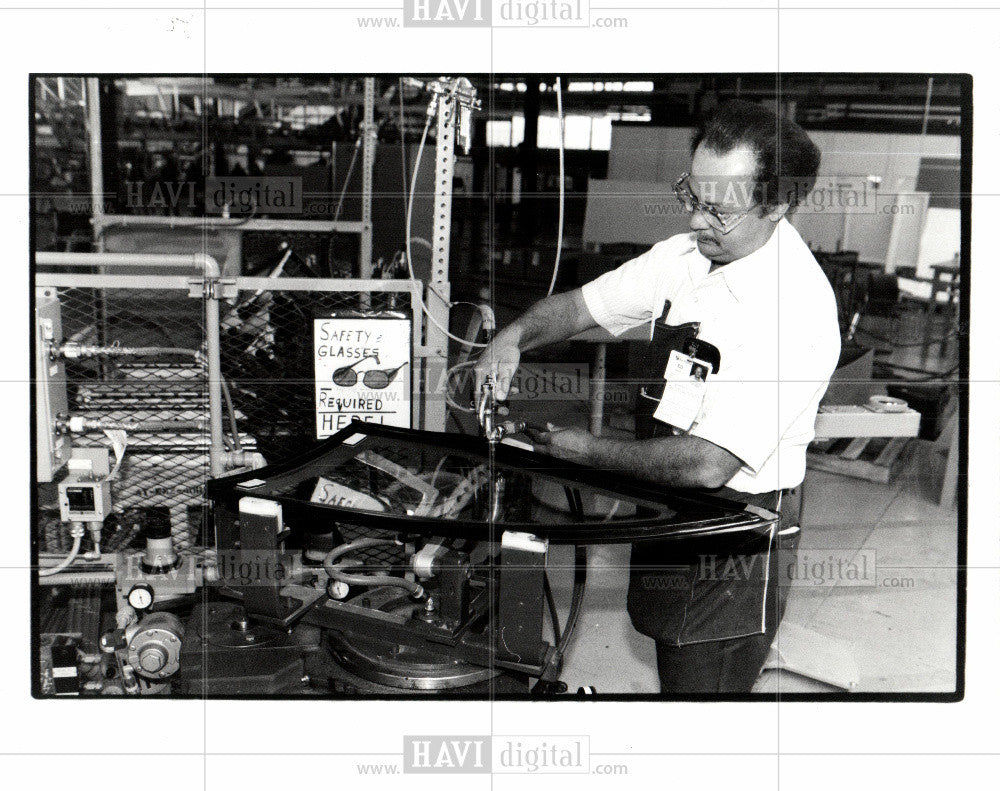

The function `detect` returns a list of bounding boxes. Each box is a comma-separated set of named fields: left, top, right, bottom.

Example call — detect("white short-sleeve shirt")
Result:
left=581, top=218, right=841, bottom=493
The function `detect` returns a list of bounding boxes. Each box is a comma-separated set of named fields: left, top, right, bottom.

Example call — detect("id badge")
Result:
left=652, top=349, right=712, bottom=432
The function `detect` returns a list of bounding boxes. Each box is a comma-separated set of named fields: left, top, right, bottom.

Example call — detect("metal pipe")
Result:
left=222, top=450, right=266, bottom=470
left=92, top=215, right=366, bottom=235
left=85, top=78, right=104, bottom=237
left=36, top=251, right=220, bottom=278
left=36, top=274, right=200, bottom=291
left=38, top=272, right=418, bottom=297
left=38, top=570, right=116, bottom=586
left=921, top=77, right=934, bottom=136
left=62, top=417, right=207, bottom=432
left=204, top=283, right=225, bottom=478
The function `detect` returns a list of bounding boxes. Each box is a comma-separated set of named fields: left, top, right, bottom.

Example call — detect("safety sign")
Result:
left=313, top=315, right=412, bottom=437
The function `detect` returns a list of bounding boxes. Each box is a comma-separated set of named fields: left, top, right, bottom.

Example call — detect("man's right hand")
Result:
left=473, top=340, right=521, bottom=410
left=470, top=289, right=594, bottom=415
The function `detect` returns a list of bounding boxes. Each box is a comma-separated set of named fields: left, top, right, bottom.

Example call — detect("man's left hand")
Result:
left=531, top=423, right=594, bottom=464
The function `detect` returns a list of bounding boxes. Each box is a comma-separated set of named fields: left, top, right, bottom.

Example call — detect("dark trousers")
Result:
left=653, top=487, right=801, bottom=694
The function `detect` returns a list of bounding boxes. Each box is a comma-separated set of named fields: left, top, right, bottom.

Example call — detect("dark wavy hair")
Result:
left=691, top=99, right=821, bottom=211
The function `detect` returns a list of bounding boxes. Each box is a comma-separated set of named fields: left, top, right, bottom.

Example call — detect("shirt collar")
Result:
left=686, top=218, right=787, bottom=303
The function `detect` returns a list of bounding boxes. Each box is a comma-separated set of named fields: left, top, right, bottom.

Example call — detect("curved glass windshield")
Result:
left=217, top=425, right=769, bottom=544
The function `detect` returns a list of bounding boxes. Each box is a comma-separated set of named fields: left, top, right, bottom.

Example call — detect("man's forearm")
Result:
left=476, top=289, right=597, bottom=402
left=583, top=434, right=742, bottom=489
left=494, top=290, right=594, bottom=352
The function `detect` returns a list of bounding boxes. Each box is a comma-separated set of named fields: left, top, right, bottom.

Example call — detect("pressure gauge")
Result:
left=127, top=584, right=154, bottom=612
left=328, top=580, right=350, bottom=600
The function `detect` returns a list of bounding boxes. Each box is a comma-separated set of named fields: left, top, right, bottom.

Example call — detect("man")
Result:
left=474, top=100, right=841, bottom=693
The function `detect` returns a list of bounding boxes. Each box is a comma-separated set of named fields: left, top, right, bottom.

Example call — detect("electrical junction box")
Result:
left=58, top=479, right=111, bottom=523
left=58, top=448, right=113, bottom=523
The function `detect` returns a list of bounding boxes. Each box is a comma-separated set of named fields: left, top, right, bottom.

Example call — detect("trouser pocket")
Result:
left=627, top=531, right=775, bottom=647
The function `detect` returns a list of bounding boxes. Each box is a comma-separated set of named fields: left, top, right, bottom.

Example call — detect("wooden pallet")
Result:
left=807, top=436, right=912, bottom=483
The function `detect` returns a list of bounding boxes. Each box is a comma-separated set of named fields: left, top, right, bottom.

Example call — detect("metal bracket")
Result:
left=496, top=531, right=549, bottom=665
left=187, top=278, right=238, bottom=300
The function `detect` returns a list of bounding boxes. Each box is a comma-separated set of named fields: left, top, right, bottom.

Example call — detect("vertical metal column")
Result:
left=589, top=343, right=607, bottom=437
left=432, top=97, right=456, bottom=293
left=85, top=77, right=105, bottom=242
left=421, top=93, right=456, bottom=433
left=84, top=79, right=109, bottom=376
left=204, top=283, right=226, bottom=479
left=359, top=77, right=376, bottom=278
left=921, top=77, right=934, bottom=136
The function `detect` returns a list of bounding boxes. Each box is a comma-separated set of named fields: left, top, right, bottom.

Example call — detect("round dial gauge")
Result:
left=127, top=584, right=154, bottom=611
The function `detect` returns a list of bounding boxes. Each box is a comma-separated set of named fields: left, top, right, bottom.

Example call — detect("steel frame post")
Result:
left=421, top=94, right=456, bottom=433
left=359, top=78, right=376, bottom=279
left=85, top=78, right=104, bottom=244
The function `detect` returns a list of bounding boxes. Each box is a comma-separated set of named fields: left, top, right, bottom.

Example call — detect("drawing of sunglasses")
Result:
left=331, top=353, right=409, bottom=389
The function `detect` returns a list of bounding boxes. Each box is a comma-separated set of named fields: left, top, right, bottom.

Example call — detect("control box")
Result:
left=58, top=480, right=111, bottom=523
left=57, top=448, right=112, bottom=523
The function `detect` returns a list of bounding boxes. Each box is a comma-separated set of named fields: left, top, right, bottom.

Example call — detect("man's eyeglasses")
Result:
left=673, top=173, right=756, bottom=234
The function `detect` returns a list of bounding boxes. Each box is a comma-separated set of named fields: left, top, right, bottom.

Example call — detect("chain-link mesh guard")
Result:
left=39, top=282, right=415, bottom=564
left=49, top=286, right=214, bottom=554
